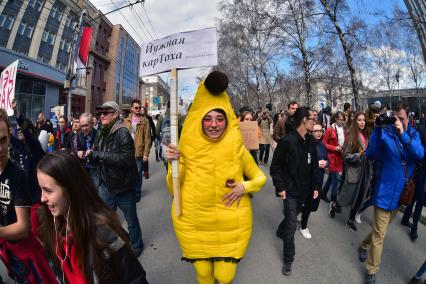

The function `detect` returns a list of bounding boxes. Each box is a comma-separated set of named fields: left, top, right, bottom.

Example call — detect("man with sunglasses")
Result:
left=124, top=99, right=152, bottom=202
left=85, top=101, right=144, bottom=257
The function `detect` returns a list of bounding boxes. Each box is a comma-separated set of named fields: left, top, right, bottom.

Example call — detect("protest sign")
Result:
left=240, top=121, right=259, bottom=150
left=0, top=60, right=19, bottom=116
left=141, top=27, right=217, bottom=76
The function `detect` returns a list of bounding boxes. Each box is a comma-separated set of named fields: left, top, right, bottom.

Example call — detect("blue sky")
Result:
left=92, top=0, right=409, bottom=101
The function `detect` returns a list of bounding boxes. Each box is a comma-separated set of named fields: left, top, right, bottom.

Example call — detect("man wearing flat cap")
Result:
left=85, top=101, right=144, bottom=256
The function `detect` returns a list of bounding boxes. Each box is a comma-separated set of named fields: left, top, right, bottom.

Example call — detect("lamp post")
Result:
left=395, top=69, right=401, bottom=102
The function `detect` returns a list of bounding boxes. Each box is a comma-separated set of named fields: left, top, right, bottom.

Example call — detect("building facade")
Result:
left=104, top=24, right=140, bottom=107
left=404, top=0, right=426, bottom=64
left=141, top=75, right=170, bottom=111
left=0, top=0, right=84, bottom=120
left=86, top=16, right=112, bottom=113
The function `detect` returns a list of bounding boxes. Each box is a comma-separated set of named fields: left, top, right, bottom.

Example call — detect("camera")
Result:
left=375, top=113, right=397, bottom=126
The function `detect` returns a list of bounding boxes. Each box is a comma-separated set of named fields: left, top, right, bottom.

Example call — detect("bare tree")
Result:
left=217, top=0, right=281, bottom=110
left=364, top=21, right=403, bottom=98
left=268, top=0, right=331, bottom=106
left=319, top=0, right=366, bottom=109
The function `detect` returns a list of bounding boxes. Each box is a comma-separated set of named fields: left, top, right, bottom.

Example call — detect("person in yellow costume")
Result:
left=166, top=71, right=266, bottom=284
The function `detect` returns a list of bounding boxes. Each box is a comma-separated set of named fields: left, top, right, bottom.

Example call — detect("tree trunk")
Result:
left=320, top=0, right=359, bottom=109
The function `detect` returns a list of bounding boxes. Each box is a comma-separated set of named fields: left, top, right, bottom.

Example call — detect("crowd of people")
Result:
left=0, top=70, right=424, bottom=284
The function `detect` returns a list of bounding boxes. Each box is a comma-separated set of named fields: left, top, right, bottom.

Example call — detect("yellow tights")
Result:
left=193, top=261, right=237, bottom=284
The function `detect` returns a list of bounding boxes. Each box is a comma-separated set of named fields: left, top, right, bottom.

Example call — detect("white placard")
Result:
left=0, top=60, right=19, bottom=115
left=141, top=27, right=217, bottom=76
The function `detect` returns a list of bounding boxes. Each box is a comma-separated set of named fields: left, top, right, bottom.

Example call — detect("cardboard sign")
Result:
left=0, top=60, right=19, bottom=115
left=240, top=121, right=259, bottom=150
left=141, top=27, right=217, bottom=76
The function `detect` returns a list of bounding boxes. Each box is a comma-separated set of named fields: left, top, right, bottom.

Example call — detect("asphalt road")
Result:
left=1, top=153, right=425, bottom=283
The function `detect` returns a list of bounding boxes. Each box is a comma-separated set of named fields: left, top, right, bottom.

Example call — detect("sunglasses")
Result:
left=99, top=110, right=115, bottom=116
left=133, top=107, right=141, bottom=110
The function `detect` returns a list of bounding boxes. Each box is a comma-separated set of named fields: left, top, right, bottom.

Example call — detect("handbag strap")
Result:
left=394, top=139, right=409, bottom=178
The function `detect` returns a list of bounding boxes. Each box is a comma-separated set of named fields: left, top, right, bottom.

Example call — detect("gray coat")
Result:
left=338, top=142, right=372, bottom=208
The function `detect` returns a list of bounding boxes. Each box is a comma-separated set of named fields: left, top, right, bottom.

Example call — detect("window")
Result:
left=0, top=15, right=5, bottom=27
left=50, top=6, right=57, bottom=19
left=29, top=0, right=42, bottom=12
left=4, top=17, right=14, bottom=30
left=56, top=10, right=63, bottom=22
left=24, top=25, right=34, bottom=38
left=41, top=30, right=48, bottom=42
left=48, top=33, right=55, bottom=45
left=65, top=17, right=72, bottom=28
left=18, top=22, right=26, bottom=35
left=65, top=41, right=71, bottom=53
left=60, top=39, right=65, bottom=50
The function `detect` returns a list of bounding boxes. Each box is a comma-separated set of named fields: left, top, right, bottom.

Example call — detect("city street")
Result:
left=137, top=154, right=425, bottom=284
left=1, top=153, right=425, bottom=283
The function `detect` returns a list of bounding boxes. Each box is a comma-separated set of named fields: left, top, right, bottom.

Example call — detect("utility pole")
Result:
left=66, top=7, right=86, bottom=116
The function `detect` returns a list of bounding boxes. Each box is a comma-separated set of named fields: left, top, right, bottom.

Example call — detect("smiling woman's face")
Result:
left=202, top=110, right=227, bottom=140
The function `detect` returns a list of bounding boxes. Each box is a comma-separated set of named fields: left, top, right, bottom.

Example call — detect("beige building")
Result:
left=141, top=75, right=170, bottom=110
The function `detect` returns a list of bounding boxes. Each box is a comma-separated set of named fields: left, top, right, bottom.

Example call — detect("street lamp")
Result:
left=395, top=69, right=401, bottom=101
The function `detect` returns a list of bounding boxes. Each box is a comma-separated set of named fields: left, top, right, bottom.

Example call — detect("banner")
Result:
left=75, top=27, right=93, bottom=75
left=240, top=121, right=259, bottom=150
left=0, top=60, right=19, bottom=116
left=141, top=27, right=217, bottom=76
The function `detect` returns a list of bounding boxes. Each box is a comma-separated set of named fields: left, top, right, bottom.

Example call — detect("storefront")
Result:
left=0, top=47, right=65, bottom=122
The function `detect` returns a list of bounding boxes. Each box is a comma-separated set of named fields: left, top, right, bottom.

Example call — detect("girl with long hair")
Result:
left=323, top=111, right=346, bottom=217
left=339, top=111, right=372, bottom=231
left=37, top=151, right=148, bottom=283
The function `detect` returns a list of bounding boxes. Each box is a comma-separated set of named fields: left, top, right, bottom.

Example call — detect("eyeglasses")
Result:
left=81, top=124, right=90, bottom=128
left=99, top=111, right=115, bottom=116
left=202, top=116, right=227, bottom=124
left=133, top=107, right=141, bottom=110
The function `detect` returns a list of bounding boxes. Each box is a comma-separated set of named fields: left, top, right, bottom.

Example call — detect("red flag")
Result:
left=75, top=27, right=93, bottom=74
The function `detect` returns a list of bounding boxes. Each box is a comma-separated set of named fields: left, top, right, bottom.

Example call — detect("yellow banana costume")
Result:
left=166, top=71, right=266, bottom=283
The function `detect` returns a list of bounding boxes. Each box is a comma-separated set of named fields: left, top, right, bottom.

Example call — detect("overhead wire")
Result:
left=126, top=0, right=153, bottom=42
left=109, top=0, right=145, bottom=43
left=141, top=4, right=158, bottom=39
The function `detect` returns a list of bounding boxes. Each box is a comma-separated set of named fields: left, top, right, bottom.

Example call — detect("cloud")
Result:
left=91, top=0, right=220, bottom=99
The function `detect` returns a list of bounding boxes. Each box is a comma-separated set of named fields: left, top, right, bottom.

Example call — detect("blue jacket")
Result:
left=366, top=125, right=424, bottom=211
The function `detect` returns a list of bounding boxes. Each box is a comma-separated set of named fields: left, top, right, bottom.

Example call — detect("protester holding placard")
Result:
left=240, top=111, right=259, bottom=164
left=166, top=71, right=266, bottom=284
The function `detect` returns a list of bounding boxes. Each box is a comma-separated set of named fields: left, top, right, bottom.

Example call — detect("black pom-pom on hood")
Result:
left=204, top=71, right=229, bottom=95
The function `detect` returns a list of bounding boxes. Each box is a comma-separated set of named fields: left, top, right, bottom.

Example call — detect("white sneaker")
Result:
left=355, top=213, right=362, bottom=224
left=300, top=228, right=312, bottom=239
left=297, top=213, right=302, bottom=222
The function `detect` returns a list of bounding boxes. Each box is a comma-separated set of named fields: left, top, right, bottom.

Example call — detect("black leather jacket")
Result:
left=92, top=121, right=137, bottom=194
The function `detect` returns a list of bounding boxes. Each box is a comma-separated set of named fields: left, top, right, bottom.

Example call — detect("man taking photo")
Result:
left=359, top=103, right=424, bottom=284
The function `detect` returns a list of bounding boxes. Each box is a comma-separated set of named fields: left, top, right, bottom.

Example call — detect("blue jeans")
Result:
left=135, top=158, right=144, bottom=198
left=99, top=184, right=144, bottom=256
left=402, top=166, right=426, bottom=232
left=415, top=260, right=426, bottom=278
left=330, top=172, right=342, bottom=203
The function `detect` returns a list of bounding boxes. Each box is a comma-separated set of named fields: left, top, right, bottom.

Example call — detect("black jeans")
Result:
left=277, top=198, right=302, bottom=264
left=259, top=144, right=270, bottom=164
left=250, top=149, right=258, bottom=165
